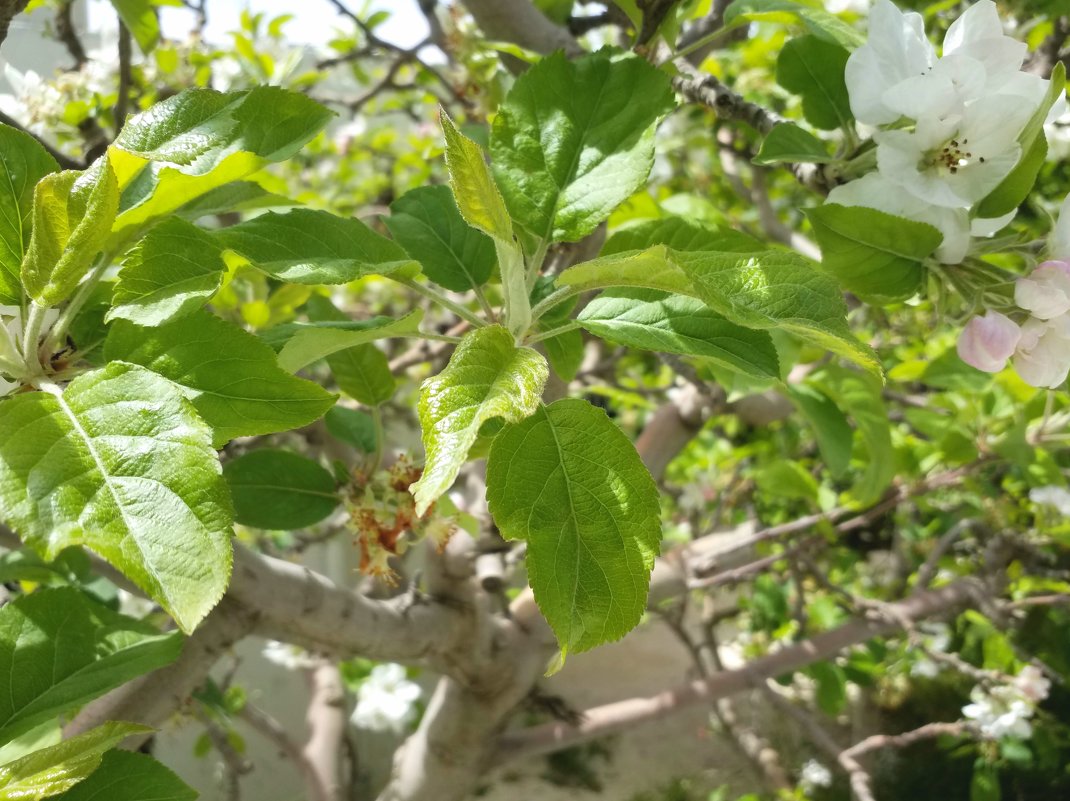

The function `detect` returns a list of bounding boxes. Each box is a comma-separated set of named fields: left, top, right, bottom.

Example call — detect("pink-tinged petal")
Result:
left=1015, top=261, right=1070, bottom=320
left=1014, top=315, right=1070, bottom=388
left=958, top=311, right=1021, bottom=373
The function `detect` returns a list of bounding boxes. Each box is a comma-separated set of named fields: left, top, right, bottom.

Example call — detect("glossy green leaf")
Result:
left=440, top=112, right=513, bottom=243
left=489, top=49, right=675, bottom=242
left=753, top=122, right=833, bottom=165
left=0, top=587, right=181, bottom=744
left=776, top=35, right=852, bottom=131
left=384, top=185, right=495, bottom=292
left=602, top=217, right=760, bottom=255
left=542, top=327, right=584, bottom=382
left=486, top=398, right=661, bottom=655
left=0, top=721, right=151, bottom=800
left=324, top=406, right=377, bottom=453
left=723, top=0, right=865, bottom=48
left=806, top=204, right=937, bottom=302
left=107, top=217, right=227, bottom=326
left=556, top=246, right=694, bottom=296
left=109, top=0, right=159, bottom=54
left=172, top=181, right=293, bottom=220
left=215, top=208, right=415, bottom=285
left=578, top=289, right=780, bottom=379
left=50, top=750, right=196, bottom=801
left=0, top=362, right=233, bottom=632
left=306, top=296, right=395, bottom=406
left=110, top=87, right=332, bottom=235
left=269, top=310, right=423, bottom=373
left=787, top=383, right=852, bottom=478
left=224, top=449, right=339, bottom=530
left=411, top=325, right=548, bottom=515
left=21, top=158, right=119, bottom=306
left=0, top=125, right=58, bottom=304
left=105, top=311, right=336, bottom=447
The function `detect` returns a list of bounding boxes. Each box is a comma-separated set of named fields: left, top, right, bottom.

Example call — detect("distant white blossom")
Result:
left=1030, top=486, right=1070, bottom=516
left=962, top=666, right=1051, bottom=739
left=262, top=640, right=318, bottom=671
left=799, top=759, right=834, bottom=793
left=350, top=663, right=421, bottom=734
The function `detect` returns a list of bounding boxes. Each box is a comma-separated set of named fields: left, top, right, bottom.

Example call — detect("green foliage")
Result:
left=0, top=363, right=233, bottom=632
left=776, top=35, right=853, bottom=131
left=268, top=310, right=423, bottom=373
left=0, top=588, right=181, bottom=744
left=105, top=311, right=336, bottom=447
left=306, top=296, right=397, bottom=406
left=724, top=0, right=865, bottom=47
left=412, top=325, right=548, bottom=515
left=487, top=399, right=661, bottom=655
left=0, top=125, right=58, bottom=304
left=224, top=449, right=339, bottom=530
left=489, top=49, right=675, bottom=243
left=325, top=406, right=378, bottom=453
left=108, top=0, right=160, bottom=54
left=49, top=750, right=196, bottom=801
left=753, top=123, right=833, bottom=165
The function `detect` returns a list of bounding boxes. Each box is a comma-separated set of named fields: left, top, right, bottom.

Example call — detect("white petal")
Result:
left=1014, top=317, right=1070, bottom=388
left=1015, top=261, right=1070, bottom=320
left=1051, top=195, right=1070, bottom=260
left=971, top=210, right=1016, bottom=237
left=958, top=311, right=1021, bottom=373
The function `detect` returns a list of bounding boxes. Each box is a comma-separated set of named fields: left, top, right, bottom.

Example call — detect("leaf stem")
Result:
left=664, top=27, right=726, bottom=65
left=402, top=331, right=464, bottom=344
left=527, top=320, right=582, bottom=344
left=527, top=239, right=550, bottom=291
left=530, top=285, right=581, bottom=322
left=395, top=277, right=487, bottom=328
left=21, top=302, right=48, bottom=370
left=45, top=253, right=111, bottom=356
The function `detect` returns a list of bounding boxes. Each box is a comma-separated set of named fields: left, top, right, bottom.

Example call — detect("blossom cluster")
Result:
left=962, top=666, right=1051, bottom=740
left=827, top=0, right=1061, bottom=264
left=350, top=663, right=422, bottom=734
left=957, top=196, right=1070, bottom=388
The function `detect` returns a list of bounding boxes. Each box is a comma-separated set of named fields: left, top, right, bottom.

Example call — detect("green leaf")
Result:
left=109, top=0, right=160, bottom=54
left=0, top=362, right=233, bottom=632
left=411, top=325, right=548, bottom=515
left=0, top=587, right=180, bottom=744
left=268, top=310, right=423, bottom=374
left=489, top=49, right=675, bottom=242
left=787, top=383, right=851, bottom=478
left=0, top=721, right=151, bottom=800
left=756, top=461, right=818, bottom=502
left=556, top=245, right=694, bottom=296
left=106, top=311, right=335, bottom=447
left=107, top=216, right=227, bottom=325
left=440, top=112, right=513, bottom=243
left=723, top=0, right=865, bottom=48
left=670, top=248, right=880, bottom=376
left=602, top=217, right=760, bottom=255
left=50, top=750, right=196, bottom=801
left=578, top=289, right=780, bottom=379
left=977, top=63, right=1065, bottom=217
left=776, top=35, right=852, bottom=131
left=306, top=296, right=396, bottom=406
left=324, top=406, right=377, bottom=453
left=970, top=762, right=1001, bottom=801
left=486, top=398, right=661, bottom=655
left=223, top=449, right=339, bottom=530
left=384, top=185, right=495, bottom=292
left=753, top=122, right=833, bottom=165
left=0, top=125, right=59, bottom=304
left=215, top=208, right=415, bottom=285
left=542, top=327, right=584, bottom=382
left=172, top=181, right=293, bottom=220
left=810, top=660, right=848, bottom=715
left=110, top=87, right=333, bottom=235
left=806, top=204, right=937, bottom=302
left=21, top=158, right=119, bottom=306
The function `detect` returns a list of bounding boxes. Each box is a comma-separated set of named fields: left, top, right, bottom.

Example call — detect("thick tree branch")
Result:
left=303, top=662, right=347, bottom=801
left=0, top=0, right=28, bottom=47
left=459, top=0, right=582, bottom=57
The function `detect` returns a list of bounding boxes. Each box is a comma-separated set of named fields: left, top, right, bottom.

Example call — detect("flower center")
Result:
left=925, top=137, right=985, bottom=175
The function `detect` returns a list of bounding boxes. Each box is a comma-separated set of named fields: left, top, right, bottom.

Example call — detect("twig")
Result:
left=55, top=0, right=87, bottom=67
left=114, top=21, right=133, bottom=132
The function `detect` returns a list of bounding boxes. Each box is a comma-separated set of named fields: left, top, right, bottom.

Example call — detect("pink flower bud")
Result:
left=958, top=311, right=1021, bottom=373
left=1015, top=260, right=1070, bottom=320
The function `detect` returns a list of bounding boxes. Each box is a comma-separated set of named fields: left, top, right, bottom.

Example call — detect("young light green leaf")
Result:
left=325, top=406, right=377, bottom=453
left=108, top=0, right=160, bottom=54
left=110, top=87, right=332, bottom=234
left=107, top=216, right=227, bottom=326
left=555, top=245, right=694, bottom=296
left=0, top=587, right=181, bottom=744
left=50, top=750, right=196, bottom=801
left=0, top=362, right=233, bottom=632
left=776, top=35, right=852, bottom=131
left=269, top=310, right=423, bottom=373
left=384, top=184, right=495, bottom=292
left=754, top=122, right=834, bottom=165
left=105, top=311, right=336, bottom=447
left=489, top=49, right=675, bottom=243
left=411, top=325, right=548, bottom=515
left=0, top=125, right=59, bottom=304
left=602, top=217, right=761, bottom=255
left=223, top=449, right=339, bottom=530
left=215, top=208, right=415, bottom=285
left=806, top=204, right=938, bottom=302
left=440, top=111, right=513, bottom=243
left=787, top=383, right=852, bottom=478
left=306, top=296, right=396, bottom=406
left=172, top=181, right=294, bottom=221
left=723, top=0, right=865, bottom=48
left=21, top=157, right=119, bottom=306
left=578, top=289, right=780, bottom=379
left=486, top=398, right=661, bottom=655
left=0, top=721, right=151, bottom=800
left=670, top=248, right=881, bottom=376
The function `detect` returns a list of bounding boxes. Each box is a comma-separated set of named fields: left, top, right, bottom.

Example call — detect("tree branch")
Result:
left=303, top=662, right=347, bottom=801
left=0, top=0, right=29, bottom=47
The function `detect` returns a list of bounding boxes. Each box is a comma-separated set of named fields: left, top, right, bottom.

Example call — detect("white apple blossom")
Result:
left=350, top=663, right=422, bottom=734
left=1051, top=195, right=1070, bottom=260
left=962, top=666, right=1050, bottom=740
left=1015, top=261, right=1070, bottom=320
left=799, top=759, right=834, bottom=793
left=262, top=640, right=318, bottom=671
left=1014, top=666, right=1051, bottom=703
left=1013, top=315, right=1070, bottom=389
left=956, top=311, right=1021, bottom=373
left=1029, top=485, right=1070, bottom=516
